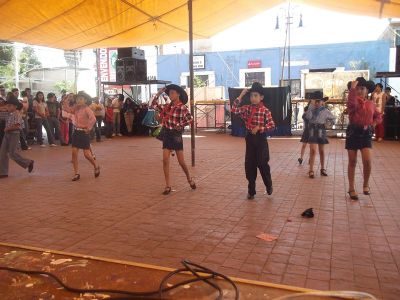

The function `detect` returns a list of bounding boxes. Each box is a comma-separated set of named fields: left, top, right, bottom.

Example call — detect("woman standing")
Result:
left=152, top=85, right=196, bottom=195
left=123, top=97, right=135, bottom=135
left=32, top=91, right=56, bottom=147
left=371, top=83, right=386, bottom=142
left=59, top=94, right=72, bottom=146
left=62, top=91, right=100, bottom=181
left=346, top=78, right=382, bottom=200
left=304, top=92, right=335, bottom=178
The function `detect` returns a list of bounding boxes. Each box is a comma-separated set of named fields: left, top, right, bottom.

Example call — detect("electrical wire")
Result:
left=0, top=259, right=239, bottom=299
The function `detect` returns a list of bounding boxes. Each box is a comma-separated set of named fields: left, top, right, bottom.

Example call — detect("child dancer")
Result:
left=231, top=82, right=275, bottom=199
left=346, top=78, right=382, bottom=200
left=298, top=101, right=311, bottom=165
left=62, top=92, right=100, bottom=181
left=304, top=91, right=335, bottom=178
left=152, top=84, right=196, bottom=195
left=0, top=95, right=34, bottom=178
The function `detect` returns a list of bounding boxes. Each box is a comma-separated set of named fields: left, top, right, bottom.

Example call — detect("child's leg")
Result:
left=72, top=147, right=79, bottom=174
left=309, top=144, right=317, bottom=173
left=245, top=135, right=257, bottom=196
left=256, top=136, right=272, bottom=190
left=83, top=149, right=97, bottom=168
left=175, top=150, right=191, bottom=180
left=0, top=133, right=10, bottom=175
left=318, top=144, right=325, bottom=170
left=162, top=149, right=171, bottom=187
left=7, top=133, right=31, bottom=169
left=300, top=142, right=307, bottom=159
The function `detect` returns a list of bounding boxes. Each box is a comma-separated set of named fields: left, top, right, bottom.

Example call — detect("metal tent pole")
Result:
left=188, top=0, right=195, bottom=167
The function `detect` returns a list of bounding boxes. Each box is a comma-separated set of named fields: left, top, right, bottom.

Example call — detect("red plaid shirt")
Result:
left=153, top=102, right=192, bottom=130
left=231, top=98, right=275, bottom=133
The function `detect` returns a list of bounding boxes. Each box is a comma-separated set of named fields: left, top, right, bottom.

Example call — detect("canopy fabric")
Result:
left=0, top=0, right=399, bottom=50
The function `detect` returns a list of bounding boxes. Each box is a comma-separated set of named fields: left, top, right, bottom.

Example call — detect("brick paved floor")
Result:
left=1, top=132, right=399, bottom=299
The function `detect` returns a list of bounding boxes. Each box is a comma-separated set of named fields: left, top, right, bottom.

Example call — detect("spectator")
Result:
left=0, top=85, right=6, bottom=101
left=19, top=91, right=31, bottom=150
left=111, top=94, right=123, bottom=136
left=32, top=91, right=56, bottom=147
left=104, top=97, right=114, bottom=139
left=123, top=97, right=135, bottom=135
left=89, top=97, right=105, bottom=142
left=0, top=96, right=8, bottom=146
left=46, top=92, right=62, bottom=145
left=60, top=93, right=72, bottom=146
left=11, top=88, right=19, bottom=99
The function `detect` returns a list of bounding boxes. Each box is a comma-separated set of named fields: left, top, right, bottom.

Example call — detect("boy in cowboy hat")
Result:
left=0, top=94, right=34, bottom=178
left=231, top=82, right=275, bottom=199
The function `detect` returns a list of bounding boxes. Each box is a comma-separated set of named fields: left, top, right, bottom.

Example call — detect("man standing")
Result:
left=46, top=93, right=62, bottom=145
left=111, top=94, right=123, bottom=136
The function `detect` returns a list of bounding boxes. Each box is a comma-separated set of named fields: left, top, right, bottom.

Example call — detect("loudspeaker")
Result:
left=115, top=58, right=147, bottom=82
left=117, top=47, right=145, bottom=60
left=116, top=59, right=125, bottom=82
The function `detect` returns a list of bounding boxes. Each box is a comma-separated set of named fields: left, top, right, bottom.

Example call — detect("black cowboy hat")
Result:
left=355, top=77, right=368, bottom=88
left=248, top=82, right=264, bottom=96
left=313, top=90, right=328, bottom=101
left=5, top=94, right=22, bottom=110
left=165, top=84, right=188, bottom=105
left=366, top=80, right=376, bottom=94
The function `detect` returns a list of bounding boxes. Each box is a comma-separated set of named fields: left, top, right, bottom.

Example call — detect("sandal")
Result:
left=72, top=174, right=80, bottom=181
left=308, top=171, right=314, bottom=179
left=298, top=158, right=303, bottom=165
left=363, top=186, right=371, bottom=195
left=320, top=169, right=328, bottom=176
left=188, top=178, right=196, bottom=190
left=94, top=166, right=100, bottom=178
left=162, top=186, right=172, bottom=195
left=348, top=190, right=359, bottom=200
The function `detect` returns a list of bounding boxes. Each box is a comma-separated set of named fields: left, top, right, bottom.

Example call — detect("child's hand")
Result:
left=251, top=125, right=259, bottom=134
left=238, top=88, right=249, bottom=100
left=351, top=81, right=358, bottom=89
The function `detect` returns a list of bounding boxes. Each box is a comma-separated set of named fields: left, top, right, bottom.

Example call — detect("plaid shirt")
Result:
left=5, top=111, right=22, bottom=132
left=231, top=98, right=275, bottom=133
left=154, top=102, right=192, bottom=130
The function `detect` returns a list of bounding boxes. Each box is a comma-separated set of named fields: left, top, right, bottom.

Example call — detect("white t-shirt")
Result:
left=33, top=100, right=47, bottom=118
left=111, top=98, right=121, bottom=113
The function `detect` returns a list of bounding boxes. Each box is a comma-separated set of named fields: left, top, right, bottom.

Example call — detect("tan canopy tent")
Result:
left=0, top=0, right=398, bottom=50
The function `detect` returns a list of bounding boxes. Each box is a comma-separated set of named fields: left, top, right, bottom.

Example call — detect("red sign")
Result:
left=248, top=60, right=262, bottom=68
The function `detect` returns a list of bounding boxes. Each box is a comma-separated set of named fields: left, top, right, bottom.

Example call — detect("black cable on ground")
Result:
left=0, top=259, right=239, bottom=299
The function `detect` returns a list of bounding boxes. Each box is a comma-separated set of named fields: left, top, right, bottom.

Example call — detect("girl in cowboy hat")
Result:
left=62, top=91, right=100, bottom=181
left=346, top=77, right=382, bottom=200
left=152, top=84, right=196, bottom=195
left=303, top=91, right=335, bottom=178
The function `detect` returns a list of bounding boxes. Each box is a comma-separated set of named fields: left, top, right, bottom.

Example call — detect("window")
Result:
left=187, top=75, right=209, bottom=87
left=281, top=79, right=301, bottom=98
left=245, top=72, right=265, bottom=87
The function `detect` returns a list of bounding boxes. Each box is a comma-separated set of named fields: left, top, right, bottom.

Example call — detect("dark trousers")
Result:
left=105, top=120, right=113, bottom=138
left=35, top=117, right=55, bottom=145
left=0, top=121, right=5, bottom=147
left=95, top=116, right=103, bottom=141
left=245, top=132, right=272, bottom=196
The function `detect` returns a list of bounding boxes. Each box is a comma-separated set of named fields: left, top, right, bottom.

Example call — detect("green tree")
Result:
left=193, top=75, right=207, bottom=88
left=54, top=80, right=73, bottom=93
left=18, top=46, right=42, bottom=76
left=0, top=40, right=15, bottom=88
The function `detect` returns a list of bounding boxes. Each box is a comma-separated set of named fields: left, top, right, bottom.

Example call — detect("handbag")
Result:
left=154, top=126, right=165, bottom=141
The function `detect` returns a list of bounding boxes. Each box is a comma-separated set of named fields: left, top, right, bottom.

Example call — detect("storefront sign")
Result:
left=193, top=55, right=205, bottom=69
left=248, top=60, right=262, bottom=68
left=98, top=48, right=117, bottom=82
